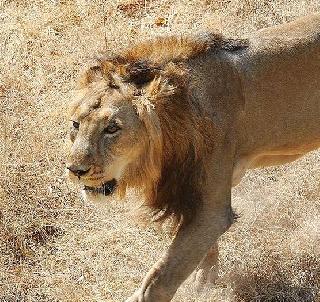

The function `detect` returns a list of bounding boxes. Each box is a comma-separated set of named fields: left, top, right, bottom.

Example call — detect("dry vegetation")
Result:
left=1, top=0, right=320, bottom=301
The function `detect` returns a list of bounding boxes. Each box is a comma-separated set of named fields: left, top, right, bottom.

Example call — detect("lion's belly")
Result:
left=232, top=153, right=305, bottom=186
left=232, top=139, right=320, bottom=186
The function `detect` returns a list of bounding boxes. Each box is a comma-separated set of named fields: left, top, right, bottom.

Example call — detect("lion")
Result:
left=66, top=13, right=320, bottom=301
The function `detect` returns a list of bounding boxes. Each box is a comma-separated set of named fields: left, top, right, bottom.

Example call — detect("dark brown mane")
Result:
left=119, top=57, right=216, bottom=230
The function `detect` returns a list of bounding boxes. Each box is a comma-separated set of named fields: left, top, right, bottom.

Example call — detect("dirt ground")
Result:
left=0, top=0, right=319, bottom=301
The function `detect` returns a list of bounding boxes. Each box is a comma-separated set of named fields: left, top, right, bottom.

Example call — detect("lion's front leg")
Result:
left=125, top=190, right=232, bottom=301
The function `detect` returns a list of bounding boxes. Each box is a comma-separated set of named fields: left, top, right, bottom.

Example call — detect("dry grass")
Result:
left=1, top=0, right=320, bottom=301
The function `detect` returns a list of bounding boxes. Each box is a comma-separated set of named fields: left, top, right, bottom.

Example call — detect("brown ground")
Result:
left=1, top=0, right=319, bottom=301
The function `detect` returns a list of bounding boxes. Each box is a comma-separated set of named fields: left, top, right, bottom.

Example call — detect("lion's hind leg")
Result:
left=190, top=243, right=219, bottom=290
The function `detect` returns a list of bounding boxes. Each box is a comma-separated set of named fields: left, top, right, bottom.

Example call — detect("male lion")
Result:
left=67, top=13, right=320, bottom=301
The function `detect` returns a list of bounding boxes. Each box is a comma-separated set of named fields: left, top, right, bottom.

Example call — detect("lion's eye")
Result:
left=72, top=121, right=80, bottom=129
left=104, top=123, right=120, bottom=135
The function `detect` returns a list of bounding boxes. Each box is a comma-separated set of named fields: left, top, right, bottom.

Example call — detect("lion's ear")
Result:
left=77, top=60, right=116, bottom=88
left=127, top=61, right=160, bottom=86
left=77, top=65, right=103, bottom=88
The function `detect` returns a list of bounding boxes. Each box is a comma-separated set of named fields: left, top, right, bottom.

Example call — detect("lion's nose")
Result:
left=67, top=165, right=91, bottom=177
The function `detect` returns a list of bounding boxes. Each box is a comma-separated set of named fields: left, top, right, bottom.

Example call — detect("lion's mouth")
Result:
left=83, top=179, right=117, bottom=196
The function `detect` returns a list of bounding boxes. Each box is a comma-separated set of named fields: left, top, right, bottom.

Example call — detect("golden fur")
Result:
left=67, top=13, right=320, bottom=302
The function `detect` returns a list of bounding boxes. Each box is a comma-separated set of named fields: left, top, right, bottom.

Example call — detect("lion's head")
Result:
left=67, top=36, right=218, bottom=226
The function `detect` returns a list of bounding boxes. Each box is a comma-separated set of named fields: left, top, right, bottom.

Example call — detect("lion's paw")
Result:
left=190, top=267, right=218, bottom=291
left=125, top=287, right=171, bottom=302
